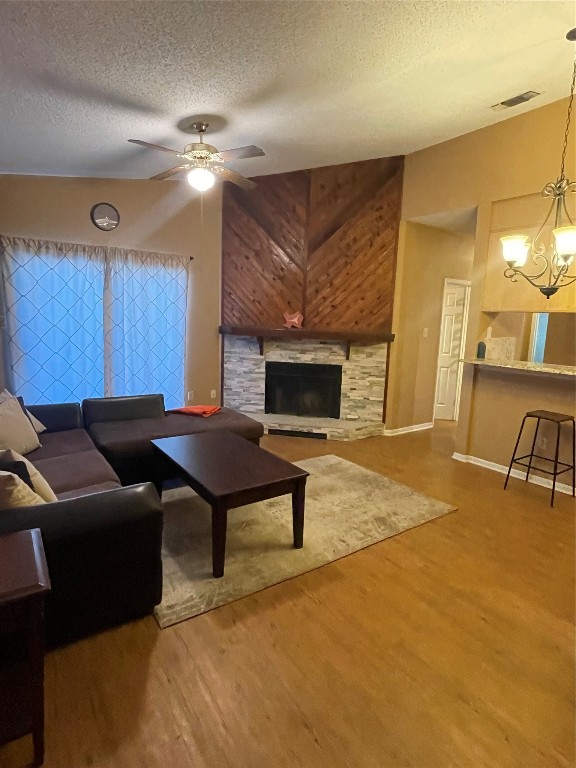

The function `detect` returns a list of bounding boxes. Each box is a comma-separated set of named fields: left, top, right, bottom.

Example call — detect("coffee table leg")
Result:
left=292, top=478, right=306, bottom=549
left=211, top=503, right=228, bottom=578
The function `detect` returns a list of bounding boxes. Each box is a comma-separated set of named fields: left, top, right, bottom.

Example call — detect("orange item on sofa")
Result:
left=169, top=405, right=222, bottom=417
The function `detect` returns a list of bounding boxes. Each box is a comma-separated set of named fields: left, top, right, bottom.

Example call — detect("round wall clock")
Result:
left=90, top=202, right=120, bottom=231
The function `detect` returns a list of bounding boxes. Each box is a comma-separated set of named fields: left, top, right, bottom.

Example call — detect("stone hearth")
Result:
left=222, top=335, right=388, bottom=440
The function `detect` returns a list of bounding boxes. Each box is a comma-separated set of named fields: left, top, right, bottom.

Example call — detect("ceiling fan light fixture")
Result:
left=129, top=122, right=263, bottom=190
left=187, top=167, right=216, bottom=192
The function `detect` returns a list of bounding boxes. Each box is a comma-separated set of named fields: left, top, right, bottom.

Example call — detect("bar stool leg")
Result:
left=525, top=417, right=540, bottom=483
left=550, top=421, right=562, bottom=508
left=505, top=416, right=528, bottom=490
left=572, top=419, right=576, bottom=496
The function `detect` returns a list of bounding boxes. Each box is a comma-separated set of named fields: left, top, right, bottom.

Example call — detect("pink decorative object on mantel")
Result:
left=283, top=311, right=304, bottom=329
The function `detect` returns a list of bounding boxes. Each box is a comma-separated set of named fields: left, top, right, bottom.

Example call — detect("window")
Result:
left=529, top=312, right=549, bottom=364
left=1, top=237, right=188, bottom=409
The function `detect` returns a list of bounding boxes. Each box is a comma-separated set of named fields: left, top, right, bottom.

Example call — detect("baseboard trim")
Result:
left=384, top=422, right=434, bottom=436
left=452, top=452, right=574, bottom=496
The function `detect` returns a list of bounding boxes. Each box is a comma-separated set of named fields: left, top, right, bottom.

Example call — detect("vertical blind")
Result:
left=0, top=237, right=189, bottom=408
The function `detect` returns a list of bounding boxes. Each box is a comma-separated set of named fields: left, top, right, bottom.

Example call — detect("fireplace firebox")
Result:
left=265, top=361, right=342, bottom=419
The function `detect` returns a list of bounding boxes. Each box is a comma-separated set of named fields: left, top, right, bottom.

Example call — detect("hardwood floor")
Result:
left=2, top=424, right=574, bottom=768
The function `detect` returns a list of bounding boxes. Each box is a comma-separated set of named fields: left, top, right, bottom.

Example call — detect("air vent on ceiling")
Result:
left=491, top=91, right=541, bottom=111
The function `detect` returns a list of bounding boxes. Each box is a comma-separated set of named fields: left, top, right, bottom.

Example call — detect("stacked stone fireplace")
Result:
left=222, top=335, right=388, bottom=440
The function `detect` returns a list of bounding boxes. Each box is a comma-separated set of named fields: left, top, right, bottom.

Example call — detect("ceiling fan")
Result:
left=128, top=121, right=264, bottom=191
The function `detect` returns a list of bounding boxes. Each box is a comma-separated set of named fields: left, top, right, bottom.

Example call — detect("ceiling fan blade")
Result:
left=217, top=167, right=256, bottom=190
left=215, top=145, right=265, bottom=162
left=128, top=139, right=181, bottom=155
left=149, top=166, right=186, bottom=181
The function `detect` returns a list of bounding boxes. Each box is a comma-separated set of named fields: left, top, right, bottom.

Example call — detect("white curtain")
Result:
left=0, top=237, right=189, bottom=408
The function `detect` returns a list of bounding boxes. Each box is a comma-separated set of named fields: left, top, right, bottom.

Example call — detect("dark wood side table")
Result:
left=0, top=528, right=51, bottom=767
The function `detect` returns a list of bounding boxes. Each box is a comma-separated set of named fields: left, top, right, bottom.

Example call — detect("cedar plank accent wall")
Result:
left=222, top=156, right=403, bottom=332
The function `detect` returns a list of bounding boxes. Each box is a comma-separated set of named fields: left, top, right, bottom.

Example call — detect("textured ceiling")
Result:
left=0, top=0, right=574, bottom=180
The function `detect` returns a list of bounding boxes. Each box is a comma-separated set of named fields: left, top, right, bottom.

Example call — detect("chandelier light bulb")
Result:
left=557, top=254, right=575, bottom=268
left=552, top=225, right=576, bottom=258
left=187, top=167, right=215, bottom=192
left=500, top=235, right=530, bottom=267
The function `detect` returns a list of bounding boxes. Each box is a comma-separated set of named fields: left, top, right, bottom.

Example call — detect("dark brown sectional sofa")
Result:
left=83, top=394, right=263, bottom=488
left=0, top=401, right=162, bottom=646
left=0, top=395, right=264, bottom=645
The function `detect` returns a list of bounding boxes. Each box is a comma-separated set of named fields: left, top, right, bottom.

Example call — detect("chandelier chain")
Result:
left=559, top=55, right=576, bottom=180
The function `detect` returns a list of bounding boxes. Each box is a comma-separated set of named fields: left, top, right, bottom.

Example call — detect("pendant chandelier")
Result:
left=500, top=28, right=576, bottom=299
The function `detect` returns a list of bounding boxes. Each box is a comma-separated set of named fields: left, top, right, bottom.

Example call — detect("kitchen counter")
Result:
left=455, top=358, right=575, bottom=485
left=463, top=358, right=576, bottom=377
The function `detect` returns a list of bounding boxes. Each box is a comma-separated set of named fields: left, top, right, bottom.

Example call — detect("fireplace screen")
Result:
left=265, top=361, right=342, bottom=419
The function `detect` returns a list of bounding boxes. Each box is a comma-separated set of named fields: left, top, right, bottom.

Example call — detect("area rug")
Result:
left=154, top=455, right=455, bottom=628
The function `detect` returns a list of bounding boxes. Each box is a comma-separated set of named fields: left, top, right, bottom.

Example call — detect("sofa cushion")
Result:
left=0, top=389, right=46, bottom=433
left=0, top=471, right=46, bottom=509
left=89, top=408, right=264, bottom=447
left=168, top=409, right=264, bottom=441
left=83, top=394, right=165, bottom=427
left=0, top=459, right=33, bottom=489
left=25, top=429, right=96, bottom=461
left=0, top=397, right=42, bottom=454
left=0, top=449, right=58, bottom=502
left=33, top=450, right=121, bottom=494
left=57, top=481, right=121, bottom=501
left=27, top=402, right=83, bottom=433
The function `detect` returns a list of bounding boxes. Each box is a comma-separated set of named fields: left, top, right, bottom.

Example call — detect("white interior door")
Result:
left=434, top=279, right=470, bottom=421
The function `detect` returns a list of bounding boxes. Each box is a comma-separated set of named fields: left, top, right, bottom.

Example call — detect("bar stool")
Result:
left=504, top=410, right=575, bottom=507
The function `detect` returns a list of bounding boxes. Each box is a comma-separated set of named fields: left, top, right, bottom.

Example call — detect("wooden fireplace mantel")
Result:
left=218, top=325, right=395, bottom=360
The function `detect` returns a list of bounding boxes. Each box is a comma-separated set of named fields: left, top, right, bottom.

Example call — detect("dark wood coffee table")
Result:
left=152, top=430, right=309, bottom=578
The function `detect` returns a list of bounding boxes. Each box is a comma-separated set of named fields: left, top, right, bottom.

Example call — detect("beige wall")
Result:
left=396, top=97, right=576, bottom=464
left=545, top=314, right=576, bottom=366
left=0, top=175, right=222, bottom=403
left=403, top=98, right=575, bottom=220
left=386, top=222, right=474, bottom=429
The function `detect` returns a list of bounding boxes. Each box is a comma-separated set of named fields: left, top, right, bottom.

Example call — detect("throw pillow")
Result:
left=0, top=459, right=33, bottom=489
left=0, top=471, right=46, bottom=509
left=0, top=389, right=46, bottom=433
left=0, top=397, right=42, bottom=454
left=0, top=449, right=57, bottom=502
